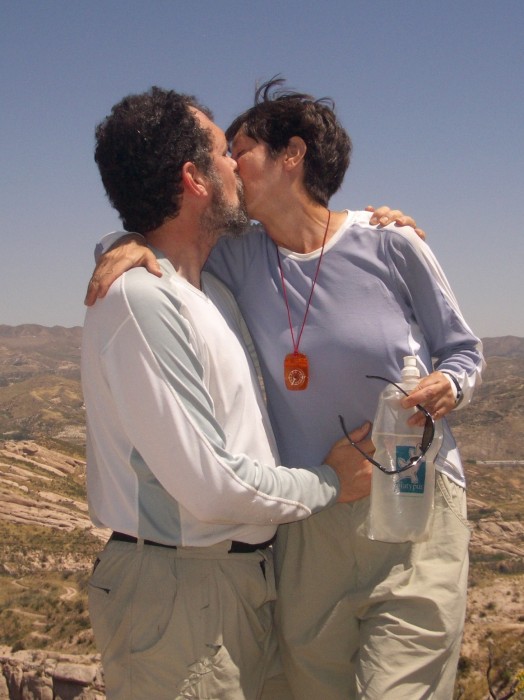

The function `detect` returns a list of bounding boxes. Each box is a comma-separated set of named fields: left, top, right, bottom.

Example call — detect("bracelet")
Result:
left=442, top=372, right=463, bottom=405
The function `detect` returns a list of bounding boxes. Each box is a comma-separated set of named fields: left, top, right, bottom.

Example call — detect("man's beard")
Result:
left=200, top=171, right=250, bottom=242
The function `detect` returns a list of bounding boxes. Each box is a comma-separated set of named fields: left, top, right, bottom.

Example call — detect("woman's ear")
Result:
left=283, top=136, right=307, bottom=171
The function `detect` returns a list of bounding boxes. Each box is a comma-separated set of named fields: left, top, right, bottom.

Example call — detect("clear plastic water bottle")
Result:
left=368, top=356, right=443, bottom=543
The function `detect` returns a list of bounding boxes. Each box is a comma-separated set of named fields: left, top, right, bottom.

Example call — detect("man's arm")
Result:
left=84, top=271, right=370, bottom=523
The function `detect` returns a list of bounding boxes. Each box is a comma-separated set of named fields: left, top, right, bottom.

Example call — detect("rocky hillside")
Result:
left=0, top=440, right=107, bottom=542
left=0, top=325, right=84, bottom=448
left=1, top=439, right=522, bottom=699
left=448, top=335, right=524, bottom=462
left=0, top=326, right=523, bottom=698
left=0, top=647, right=104, bottom=700
left=0, top=440, right=107, bottom=699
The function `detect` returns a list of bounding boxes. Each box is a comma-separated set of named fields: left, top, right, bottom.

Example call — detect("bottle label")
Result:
left=395, top=445, right=426, bottom=494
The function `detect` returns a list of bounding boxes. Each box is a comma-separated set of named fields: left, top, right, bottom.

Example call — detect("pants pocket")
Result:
left=88, top=546, right=138, bottom=655
left=89, top=544, right=178, bottom=657
left=436, top=472, right=471, bottom=534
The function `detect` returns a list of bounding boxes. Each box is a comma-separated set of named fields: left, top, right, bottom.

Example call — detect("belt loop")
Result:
left=136, top=537, right=145, bottom=552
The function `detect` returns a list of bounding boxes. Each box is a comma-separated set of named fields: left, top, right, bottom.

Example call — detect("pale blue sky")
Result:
left=1, top=0, right=522, bottom=338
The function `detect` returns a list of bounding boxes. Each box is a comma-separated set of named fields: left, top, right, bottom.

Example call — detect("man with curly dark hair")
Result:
left=94, top=87, right=214, bottom=233
left=82, top=87, right=373, bottom=700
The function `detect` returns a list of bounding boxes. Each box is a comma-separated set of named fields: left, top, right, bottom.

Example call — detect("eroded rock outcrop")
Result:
left=0, top=647, right=105, bottom=700
left=0, top=441, right=107, bottom=541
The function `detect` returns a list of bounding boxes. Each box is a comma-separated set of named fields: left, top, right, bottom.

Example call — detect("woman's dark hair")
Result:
left=95, top=87, right=214, bottom=233
left=226, top=77, right=352, bottom=206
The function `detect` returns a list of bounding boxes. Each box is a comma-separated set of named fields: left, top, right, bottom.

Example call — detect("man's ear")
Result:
left=283, top=136, right=307, bottom=171
left=182, top=162, right=209, bottom=197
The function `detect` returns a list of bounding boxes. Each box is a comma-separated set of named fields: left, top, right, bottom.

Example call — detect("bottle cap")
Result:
left=401, top=355, right=420, bottom=380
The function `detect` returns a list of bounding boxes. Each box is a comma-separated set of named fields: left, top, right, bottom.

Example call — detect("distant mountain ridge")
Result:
left=1, top=324, right=521, bottom=350
left=0, top=325, right=522, bottom=459
left=0, top=325, right=82, bottom=338
left=0, top=325, right=83, bottom=446
left=1, top=324, right=520, bottom=351
left=0, top=324, right=82, bottom=382
left=480, top=335, right=524, bottom=358
left=447, top=334, right=524, bottom=461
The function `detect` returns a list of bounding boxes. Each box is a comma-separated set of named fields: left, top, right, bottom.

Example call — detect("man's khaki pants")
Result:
left=89, top=539, right=291, bottom=699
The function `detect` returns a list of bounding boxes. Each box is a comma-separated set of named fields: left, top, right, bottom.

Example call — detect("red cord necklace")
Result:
left=276, top=211, right=331, bottom=391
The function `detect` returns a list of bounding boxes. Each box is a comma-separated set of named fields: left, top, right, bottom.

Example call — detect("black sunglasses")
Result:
left=338, top=374, right=435, bottom=475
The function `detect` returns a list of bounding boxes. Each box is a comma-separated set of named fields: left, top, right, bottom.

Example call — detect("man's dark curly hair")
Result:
left=225, top=77, right=351, bottom=207
left=95, top=87, right=214, bottom=233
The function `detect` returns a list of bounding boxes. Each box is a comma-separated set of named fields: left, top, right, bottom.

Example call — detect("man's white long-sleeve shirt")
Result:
left=81, top=252, right=339, bottom=546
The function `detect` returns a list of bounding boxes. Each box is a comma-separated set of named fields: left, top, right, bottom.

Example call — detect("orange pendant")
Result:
left=284, top=352, right=309, bottom=391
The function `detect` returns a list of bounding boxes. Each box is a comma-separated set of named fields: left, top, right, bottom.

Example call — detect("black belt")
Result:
left=110, top=531, right=275, bottom=554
